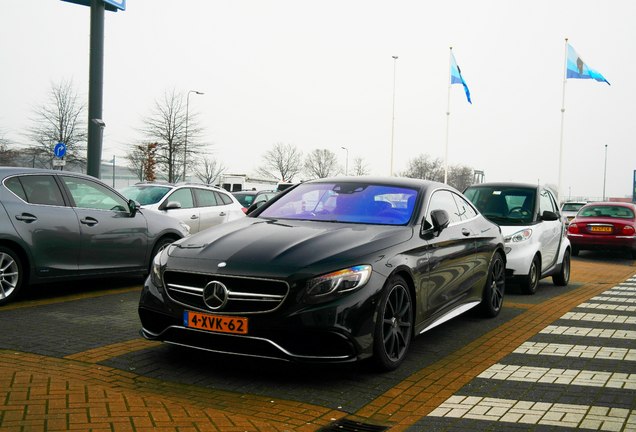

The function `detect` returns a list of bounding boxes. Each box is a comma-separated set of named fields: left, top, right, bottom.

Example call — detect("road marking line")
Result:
left=478, top=364, right=636, bottom=389
left=577, top=302, right=636, bottom=312
left=611, top=286, right=636, bottom=292
left=514, top=342, right=636, bottom=361
left=560, top=312, right=636, bottom=324
left=428, top=396, right=635, bottom=430
left=540, top=325, right=636, bottom=339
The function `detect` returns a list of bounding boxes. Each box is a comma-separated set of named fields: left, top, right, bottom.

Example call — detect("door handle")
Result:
left=15, top=214, right=37, bottom=223
left=80, top=217, right=98, bottom=226
left=190, top=215, right=199, bottom=220
left=461, top=228, right=471, bottom=237
left=219, top=212, right=227, bottom=216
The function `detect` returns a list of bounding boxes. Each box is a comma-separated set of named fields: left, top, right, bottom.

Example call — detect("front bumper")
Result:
left=568, top=233, right=636, bottom=251
left=138, top=272, right=385, bottom=363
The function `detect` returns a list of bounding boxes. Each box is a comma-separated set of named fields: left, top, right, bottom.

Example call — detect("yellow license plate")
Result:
left=590, top=226, right=612, bottom=233
left=184, top=311, right=248, bottom=335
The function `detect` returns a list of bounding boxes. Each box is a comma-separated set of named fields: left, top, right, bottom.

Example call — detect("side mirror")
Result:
left=541, top=210, right=559, bottom=221
left=421, top=209, right=450, bottom=238
left=162, top=201, right=182, bottom=210
left=431, top=209, right=450, bottom=233
left=128, top=199, right=139, bottom=215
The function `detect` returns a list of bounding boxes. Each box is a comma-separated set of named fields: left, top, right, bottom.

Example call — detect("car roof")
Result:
left=0, top=167, right=95, bottom=179
left=307, top=175, right=452, bottom=192
left=466, top=181, right=541, bottom=190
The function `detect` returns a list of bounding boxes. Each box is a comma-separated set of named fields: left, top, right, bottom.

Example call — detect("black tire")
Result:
left=571, top=246, right=579, bottom=257
left=521, top=255, right=541, bottom=295
left=373, top=275, right=413, bottom=371
left=480, top=252, right=505, bottom=317
left=552, top=249, right=571, bottom=286
left=631, top=249, right=636, bottom=260
left=0, top=246, right=24, bottom=306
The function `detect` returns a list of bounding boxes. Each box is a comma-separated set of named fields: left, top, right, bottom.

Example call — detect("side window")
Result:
left=4, top=177, right=28, bottom=201
left=452, top=193, right=478, bottom=221
left=427, top=190, right=461, bottom=225
left=193, top=188, right=218, bottom=207
left=61, top=176, right=128, bottom=212
left=167, top=188, right=194, bottom=209
left=539, top=189, right=556, bottom=214
left=215, top=191, right=233, bottom=205
left=19, top=175, right=65, bottom=206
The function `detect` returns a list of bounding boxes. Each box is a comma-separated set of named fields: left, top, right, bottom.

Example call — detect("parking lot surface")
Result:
left=0, top=253, right=634, bottom=431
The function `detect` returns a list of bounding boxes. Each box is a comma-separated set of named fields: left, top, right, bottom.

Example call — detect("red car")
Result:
left=567, top=202, right=636, bottom=258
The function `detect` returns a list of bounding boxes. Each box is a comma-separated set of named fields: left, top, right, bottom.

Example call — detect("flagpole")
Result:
left=445, top=47, right=452, bottom=184
left=558, top=38, right=568, bottom=201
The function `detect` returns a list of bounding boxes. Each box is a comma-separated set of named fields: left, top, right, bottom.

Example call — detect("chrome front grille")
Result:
left=163, top=271, right=288, bottom=314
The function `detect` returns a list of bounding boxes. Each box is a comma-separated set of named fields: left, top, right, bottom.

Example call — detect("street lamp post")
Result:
left=603, top=144, right=608, bottom=201
left=341, top=146, right=349, bottom=175
left=183, top=90, right=204, bottom=181
left=390, top=56, right=398, bottom=176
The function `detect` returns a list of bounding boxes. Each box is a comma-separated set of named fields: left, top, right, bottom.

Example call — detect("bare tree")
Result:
left=0, top=129, right=18, bottom=166
left=256, top=142, right=303, bottom=182
left=304, top=148, right=340, bottom=179
left=194, top=155, right=225, bottom=185
left=140, top=89, right=204, bottom=183
left=446, top=164, right=474, bottom=191
left=25, top=79, right=87, bottom=169
left=402, top=153, right=474, bottom=190
left=125, top=142, right=158, bottom=182
left=351, top=156, right=370, bottom=176
left=401, top=154, right=444, bottom=181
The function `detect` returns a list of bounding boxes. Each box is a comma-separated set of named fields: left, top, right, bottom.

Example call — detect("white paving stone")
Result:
left=594, top=295, right=636, bottom=303
left=478, top=364, right=636, bottom=388
left=429, top=396, right=635, bottom=430
left=578, top=302, right=636, bottom=312
left=560, top=312, right=636, bottom=324
left=541, top=325, right=636, bottom=340
left=513, top=342, right=636, bottom=361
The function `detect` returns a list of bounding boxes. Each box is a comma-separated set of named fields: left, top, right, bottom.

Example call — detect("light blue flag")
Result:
left=566, top=44, right=610, bottom=85
left=450, top=51, right=472, bottom=104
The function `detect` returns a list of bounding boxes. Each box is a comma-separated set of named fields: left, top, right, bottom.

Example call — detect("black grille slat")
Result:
left=163, top=271, right=289, bottom=314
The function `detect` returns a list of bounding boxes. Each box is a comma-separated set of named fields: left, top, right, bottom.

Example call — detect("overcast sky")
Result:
left=1, top=1, right=634, bottom=199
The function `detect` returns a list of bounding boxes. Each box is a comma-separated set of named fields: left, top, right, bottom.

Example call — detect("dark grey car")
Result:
left=0, top=167, right=190, bottom=305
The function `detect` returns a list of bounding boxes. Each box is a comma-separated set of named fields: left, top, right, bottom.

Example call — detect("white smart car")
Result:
left=464, top=182, right=571, bottom=294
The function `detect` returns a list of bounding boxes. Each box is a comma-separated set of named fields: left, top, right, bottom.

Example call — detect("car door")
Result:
left=3, top=174, right=81, bottom=277
left=421, top=189, right=478, bottom=319
left=192, top=188, right=228, bottom=231
left=162, top=188, right=201, bottom=233
left=538, top=188, right=561, bottom=269
left=60, top=175, right=149, bottom=272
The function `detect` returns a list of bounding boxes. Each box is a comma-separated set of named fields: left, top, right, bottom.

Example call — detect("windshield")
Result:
left=119, top=185, right=171, bottom=206
left=578, top=205, right=635, bottom=219
left=562, top=202, right=586, bottom=212
left=233, top=193, right=255, bottom=207
left=259, top=182, right=418, bottom=225
left=464, top=185, right=536, bottom=225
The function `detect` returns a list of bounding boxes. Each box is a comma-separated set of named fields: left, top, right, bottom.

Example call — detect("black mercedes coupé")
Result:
left=139, top=177, right=505, bottom=370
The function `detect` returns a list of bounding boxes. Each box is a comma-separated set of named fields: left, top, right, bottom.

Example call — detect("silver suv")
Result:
left=120, top=182, right=245, bottom=234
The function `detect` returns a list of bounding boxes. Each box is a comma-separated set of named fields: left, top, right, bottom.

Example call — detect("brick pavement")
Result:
left=0, top=258, right=633, bottom=431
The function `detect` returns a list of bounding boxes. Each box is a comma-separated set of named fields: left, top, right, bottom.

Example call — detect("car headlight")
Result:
left=505, top=228, right=533, bottom=243
left=150, top=245, right=170, bottom=287
left=304, top=265, right=372, bottom=303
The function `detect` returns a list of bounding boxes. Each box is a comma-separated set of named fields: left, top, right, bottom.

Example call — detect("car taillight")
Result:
left=622, top=225, right=635, bottom=235
left=568, top=223, right=579, bottom=234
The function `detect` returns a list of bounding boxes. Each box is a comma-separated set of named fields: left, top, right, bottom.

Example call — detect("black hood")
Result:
left=168, top=217, right=413, bottom=277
